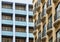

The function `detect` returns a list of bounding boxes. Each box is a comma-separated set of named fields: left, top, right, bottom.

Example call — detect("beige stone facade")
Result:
left=33, top=0, right=60, bottom=42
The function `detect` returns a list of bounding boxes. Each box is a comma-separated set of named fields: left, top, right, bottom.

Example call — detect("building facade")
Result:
left=33, top=0, right=60, bottom=42
left=0, top=0, right=34, bottom=42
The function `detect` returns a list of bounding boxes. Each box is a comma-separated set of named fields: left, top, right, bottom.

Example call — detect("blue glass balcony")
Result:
left=15, top=21, right=27, bottom=26
left=15, top=32, right=27, bottom=37
left=29, top=33, right=34, bottom=38
left=2, top=8, right=13, bottom=13
left=2, top=20, right=13, bottom=25
left=15, top=10, right=27, bottom=15
left=28, top=22, right=34, bottom=27
left=28, top=11, right=33, bottom=16
left=2, top=31, right=13, bottom=36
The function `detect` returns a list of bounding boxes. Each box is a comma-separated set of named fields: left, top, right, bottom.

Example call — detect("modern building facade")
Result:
left=0, top=0, right=34, bottom=42
left=33, top=0, right=60, bottom=42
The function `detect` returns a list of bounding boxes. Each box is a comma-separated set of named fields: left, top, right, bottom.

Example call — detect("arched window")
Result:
left=56, top=30, right=60, bottom=42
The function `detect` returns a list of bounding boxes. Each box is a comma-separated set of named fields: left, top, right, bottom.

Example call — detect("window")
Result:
left=29, top=38, right=33, bottom=42
left=29, top=27, right=33, bottom=33
left=42, top=24, right=46, bottom=37
left=49, top=37, right=53, bottom=42
left=16, top=38, right=26, bottom=42
left=37, top=13, right=41, bottom=24
left=2, top=2, right=12, bottom=9
left=2, top=37, right=12, bottom=42
left=38, top=0, right=41, bottom=5
left=38, top=32, right=41, bottom=42
left=55, top=3, right=60, bottom=20
left=56, top=30, right=60, bottom=42
left=29, top=5, right=33, bottom=11
left=15, top=15, right=26, bottom=21
left=16, top=26, right=26, bottom=32
left=15, top=4, right=26, bottom=10
left=2, top=14, right=12, bottom=20
left=29, top=16, right=33, bottom=22
left=2, top=25, right=13, bottom=31
left=47, top=15, right=52, bottom=30
left=42, top=3, right=46, bottom=16
left=47, top=0, right=52, bottom=7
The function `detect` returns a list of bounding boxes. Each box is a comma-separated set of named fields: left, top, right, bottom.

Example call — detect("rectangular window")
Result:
left=42, top=24, right=46, bottom=37
left=47, top=0, right=52, bottom=7
left=2, top=14, right=12, bottom=20
left=16, top=38, right=26, bottom=42
left=2, top=25, right=13, bottom=31
left=2, top=37, right=13, bottom=42
left=16, top=26, right=26, bottom=32
left=29, top=5, right=33, bottom=11
left=29, top=16, right=33, bottom=22
left=29, top=27, right=33, bottom=33
left=15, top=15, right=26, bottom=21
left=15, top=4, right=26, bottom=10
left=47, top=15, right=52, bottom=30
left=2, top=2, right=12, bottom=9
left=29, top=38, right=33, bottom=42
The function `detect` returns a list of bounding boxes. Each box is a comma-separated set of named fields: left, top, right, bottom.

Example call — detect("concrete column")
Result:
left=26, top=4, right=29, bottom=42
left=13, top=2, right=15, bottom=42
left=0, top=0, right=2, bottom=42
